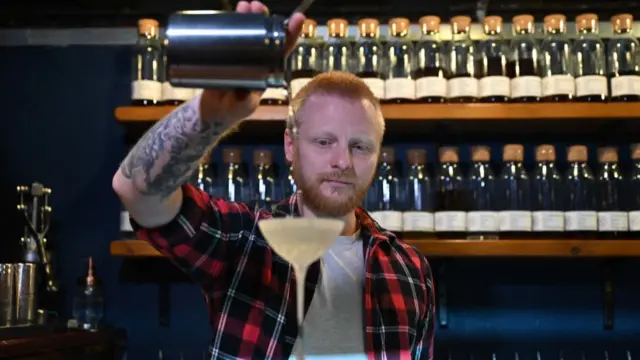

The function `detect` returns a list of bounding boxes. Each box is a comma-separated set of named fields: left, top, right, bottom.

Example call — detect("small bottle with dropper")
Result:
left=72, top=256, right=104, bottom=331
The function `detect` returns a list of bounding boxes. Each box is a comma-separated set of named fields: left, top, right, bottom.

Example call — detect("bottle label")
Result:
left=435, top=211, right=467, bottom=232
left=467, top=211, right=499, bottom=232
left=598, top=211, right=629, bottom=232
left=416, top=77, right=447, bottom=98
left=131, top=80, right=162, bottom=101
left=565, top=211, right=598, bottom=231
left=370, top=210, right=403, bottom=231
left=532, top=211, right=565, bottom=231
left=385, top=78, right=416, bottom=100
left=120, top=210, right=134, bottom=232
left=261, top=88, right=288, bottom=101
left=402, top=211, right=434, bottom=232
left=542, top=75, right=575, bottom=96
left=628, top=211, right=640, bottom=231
left=448, top=77, right=479, bottom=98
left=290, top=78, right=312, bottom=98
left=161, top=82, right=195, bottom=101
left=498, top=211, right=532, bottom=232
left=510, top=76, right=541, bottom=98
left=362, top=78, right=385, bottom=99
left=479, top=76, right=510, bottom=97
left=611, top=75, right=640, bottom=97
left=575, top=75, right=608, bottom=97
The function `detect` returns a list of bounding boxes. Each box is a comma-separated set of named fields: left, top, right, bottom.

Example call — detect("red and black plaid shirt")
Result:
left=133, top=184, right=435, bottom=360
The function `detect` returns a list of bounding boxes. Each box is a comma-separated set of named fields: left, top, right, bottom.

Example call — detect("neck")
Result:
left=297, top=196, right=359, bottom=236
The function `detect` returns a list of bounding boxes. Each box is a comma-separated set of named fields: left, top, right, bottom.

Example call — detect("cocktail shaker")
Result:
left=165, top=11, right=288, bottom=90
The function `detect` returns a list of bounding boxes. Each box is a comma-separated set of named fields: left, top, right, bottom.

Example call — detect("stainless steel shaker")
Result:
left=165, top=11, right=288, bottom=90
left=0, top=264, right=15, bottom=326
left=14, top=263, right=37, bottom=325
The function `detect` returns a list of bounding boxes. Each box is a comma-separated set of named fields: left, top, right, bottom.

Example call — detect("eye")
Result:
left=352, top=143, right=371, bottom=152
left=315, top=139, right=332, bottom=147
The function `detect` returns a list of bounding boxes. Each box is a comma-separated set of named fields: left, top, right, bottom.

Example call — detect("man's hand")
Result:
left=199, top=1, right=307, bottom=123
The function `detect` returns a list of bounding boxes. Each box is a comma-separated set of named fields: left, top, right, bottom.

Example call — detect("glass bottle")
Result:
left=190, top=150, right=215, bottom=196
left=564, top=145, right=598, bottom=239
left=466, top=146, right=499, bottom=240
left=385, top=17, right=415, bottom=103
left=540, top=14, right=575, bottom=101
left=131, top=18, right=162, bottom=106
left=497, top=144, right=532, bottom=239
left=249, top=149, right=277, bottom=212
left=446, top=16, right=478, bottom=102
left=72, top=257, right=104, bottom=331
left=573, top=13, right=608, bottom=101
left=282, top=164, right=297, bottom=199
left=365, top=147, right=403, bottom=232
left=221, top=148, right=251, bottom=203
left=531, top=145, right=565, bottom=238
left=402, top=149, right=436, bottom=238
left=608, top=14, right=640, bottom=102
left=627, top=144, right=640, bottom=237
left=435, top=147, right=468, bottom=239
left=596, top=147, right=628, bottom=239
left=323, top=18, right=351, bottom=73
left=290, top=19, right=322, bottom=99
left=355, top=18, right=386, bottom=100
left=508, top=15, right=541, bottom=102
left=414, top=16, right=447, bottom=103
left=477, top=16, right=511, bottom=102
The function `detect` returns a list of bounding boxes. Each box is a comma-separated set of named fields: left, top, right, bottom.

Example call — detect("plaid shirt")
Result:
left=134, top=184, right=435, bottom=360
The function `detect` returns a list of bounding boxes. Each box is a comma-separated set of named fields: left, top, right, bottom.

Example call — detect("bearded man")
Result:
left=113, top=2, right=435, bottom=359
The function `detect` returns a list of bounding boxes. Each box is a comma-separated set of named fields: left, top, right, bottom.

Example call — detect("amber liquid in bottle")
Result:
left=564, top=145, right=598, bottom=239
left=608, top=14, right=640, bottom=102
left=446, top=16, right=478, bottom=103
left=477, top=16, right=511, bottom=102
left=435, top=147, right=470, bottom=239
left=507, top=15, right=542, bottom=102
left=414, top=16, right=447, bottom=103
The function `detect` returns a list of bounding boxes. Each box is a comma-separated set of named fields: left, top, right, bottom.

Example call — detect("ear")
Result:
left=284, top=128, right=294, bottom=164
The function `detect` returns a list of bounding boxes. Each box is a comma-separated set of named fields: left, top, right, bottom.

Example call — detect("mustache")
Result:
left=318, top=171, right=357, bottom=183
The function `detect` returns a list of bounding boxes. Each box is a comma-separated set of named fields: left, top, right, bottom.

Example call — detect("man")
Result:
left=113, top=2, right=435, bottom=359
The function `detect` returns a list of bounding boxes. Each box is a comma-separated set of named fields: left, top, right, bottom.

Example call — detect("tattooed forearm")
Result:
left=120, top=99, right=227, bottom=200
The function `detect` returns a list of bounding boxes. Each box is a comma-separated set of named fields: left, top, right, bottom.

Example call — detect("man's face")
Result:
left=284, top=93, right=382, bottom=217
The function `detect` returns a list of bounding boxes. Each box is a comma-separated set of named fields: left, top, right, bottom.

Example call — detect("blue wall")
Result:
left=0, top=46, right=638, bottom=359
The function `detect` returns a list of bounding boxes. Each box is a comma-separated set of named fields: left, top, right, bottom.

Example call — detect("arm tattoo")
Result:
left=120, top=100, right=226, bottom=199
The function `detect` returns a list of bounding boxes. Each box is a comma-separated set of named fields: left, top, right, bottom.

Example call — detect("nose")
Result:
left=330, top=144, right=353, bottom=171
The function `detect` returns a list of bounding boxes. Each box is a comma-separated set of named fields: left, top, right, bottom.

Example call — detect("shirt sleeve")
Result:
left=416, top=256, right=435, bottom=360
left=130, top=183, right=256, bottom=290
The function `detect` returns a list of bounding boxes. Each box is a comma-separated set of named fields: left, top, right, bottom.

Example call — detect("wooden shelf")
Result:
left=114, top=102, right=640, bottom=122
left=110, top=239, right=640, bottom=258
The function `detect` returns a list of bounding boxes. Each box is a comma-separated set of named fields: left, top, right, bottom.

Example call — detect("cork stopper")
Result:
left=598, top=147, right=618, bottom=163
left=439, top=147, right=459, bottom=163
left=199, top=149, right=212, bottom=165
left=419, top=16, right=441, bottom=34
left=389, top=17, right=411, bottom=37
left=407, top=149, right=427, bottom=165
left=471, top=146, right=491, bottom=162
left=379, top=147, right=395, bottom=164
left=567, top=145, right=588, bottom=162
left=138, top=18, right=159, bottom=36
left=327, top=18, right=349, bottom=37
left=544, top=14, right=567, bottom=33
left=357, top=18, right=380, bottom=37
left=513, top=14, right=535, bottom=34
left=483, top=16, right=503, bottom=34
left=612, top=14, right=633, bottom=33
left=253, top=149, right=273, bottom=166
left=86, top=256, right=95, bottom=287
left=503, top=144, right=524, bottom=162
left=301, top=19, right=317, bottom=38
left=576, top=13, right=599, bottom=32
left=536, top=145, right=556, bottom=162
left=631, top=143, right=640, bottom=160
left=450, top=16, right=472, bottom=34
left=223, top=148, right=242, bottom=164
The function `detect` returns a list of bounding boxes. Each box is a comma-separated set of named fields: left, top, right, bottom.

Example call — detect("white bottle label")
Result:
left=478, top=76, right=510, bottom=97
left=532, top=211, right=565, bottom=232
left=598, top=211, right=629, bottom=232
left=628, top=211, right=640, bottom=231
left=120, top=210, right=133, bottom=232
left=611, top=75, right=640, bottom=97
left=385, top=78, right=416, bottom=100
left=467, top=211, right=499, bottom=232
left=448, top=77, right=479, bottom=98
left=575, top=75, right=608, bottom=97
left=415, top=77, right=447, bottom=98
left=362, top=78, right=385, bottom=99
left=132, top=80, right=162, bottom=101
left=161, top=82, right=195, bottom=101
left=435, top=211, right=467, bottom=232
left=261, top=88, right=288, bottom=101
left=370, top=210, right=403, bottom=231
left=542, top=75, right=575, bottom=96
left=510, top=76, right=542, bottom=98
left=290, top=78, right=312, bottom=98
left=565, top=211, right=598, bottom=231
left=402, top=211, right=435, bottom=232
left=498, top=211, right=532, bottom=232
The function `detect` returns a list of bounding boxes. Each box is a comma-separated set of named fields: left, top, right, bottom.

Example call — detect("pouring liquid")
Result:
left=258, top=218, right=344, bottom=360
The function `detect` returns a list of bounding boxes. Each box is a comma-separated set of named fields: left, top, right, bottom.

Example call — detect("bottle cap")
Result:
left=567, top=145, right=588, bottom=162
left=407, top=149, right=427, bottom=165
left=471, top=146, right=491, bottom=162
left=503, top=144, right=524, bottom=162
left=439, top=147, right=459, bottom=163
left=536, top=144, right=556, bottom=161
left=223, top=148, right=242, bottom=164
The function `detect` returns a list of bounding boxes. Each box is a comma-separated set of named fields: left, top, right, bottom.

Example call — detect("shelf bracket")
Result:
left=158, top=282, right=171, bottom=327
left=436, top=262, right=448, bottom=329
left=602, top=260, right=614, bottom=330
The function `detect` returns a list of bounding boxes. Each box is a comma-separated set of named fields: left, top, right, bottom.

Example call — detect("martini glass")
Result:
left=258, top=218, right=345, bottom=360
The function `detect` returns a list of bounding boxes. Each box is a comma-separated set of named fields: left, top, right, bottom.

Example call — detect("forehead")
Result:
left=297, top=93, right=382, bottom=134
